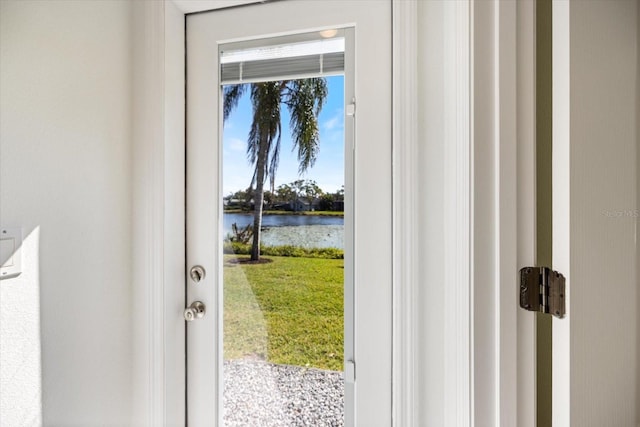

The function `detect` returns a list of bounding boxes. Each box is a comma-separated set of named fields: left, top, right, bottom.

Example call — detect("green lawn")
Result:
left=223, top=255, right=344, bottom=371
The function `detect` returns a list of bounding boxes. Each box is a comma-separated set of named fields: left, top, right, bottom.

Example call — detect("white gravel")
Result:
left=223, top=359, right=345, bottom=427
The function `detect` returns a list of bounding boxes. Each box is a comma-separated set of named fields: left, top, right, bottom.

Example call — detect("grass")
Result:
left=224, top=241, right=343, bottom=259
left=224, top=255, right=344, bottom=371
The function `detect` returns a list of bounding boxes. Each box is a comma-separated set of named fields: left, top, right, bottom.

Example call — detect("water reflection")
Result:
left=224, top=213, right=344, bottom=249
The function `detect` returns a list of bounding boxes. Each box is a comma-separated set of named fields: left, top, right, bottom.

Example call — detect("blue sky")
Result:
left=222, top=75, right=344, bottom=196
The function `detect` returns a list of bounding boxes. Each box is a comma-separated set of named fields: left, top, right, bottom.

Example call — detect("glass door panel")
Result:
left=219, top=34, right=349, bottom=423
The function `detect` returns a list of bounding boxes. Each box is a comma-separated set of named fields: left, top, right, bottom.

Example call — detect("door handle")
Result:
left=184, top=301, right=206, bottom=321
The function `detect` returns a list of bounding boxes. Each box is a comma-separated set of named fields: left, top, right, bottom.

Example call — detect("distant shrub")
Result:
left=226, top=222, right=253, bottom=244
left=223, top=241, right=249, bottom=255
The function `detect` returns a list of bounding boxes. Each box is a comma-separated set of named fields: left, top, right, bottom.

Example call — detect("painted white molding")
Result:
left=551, top=2, right=570, bottom=425
left=391, top=0, right=419, bottom=425
left=470, top=1, right=529, bottom=424
left=163, top=1, right=187, bottom=425
left=496, top=1, right=518, bottom=425
left=132, top=2, right=166, bottom=425
left=515, top=1, right=537, bottom=425
left=132, top=1, right=186, bottom=426
left=442, top=1, right=472, bottom=425
left=471, top=0, right=497, bottom=424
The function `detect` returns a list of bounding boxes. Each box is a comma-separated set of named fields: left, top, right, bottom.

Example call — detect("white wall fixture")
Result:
left=0, top=227, right=22, bottom=280
left=0, top=227, right=43, bottom=426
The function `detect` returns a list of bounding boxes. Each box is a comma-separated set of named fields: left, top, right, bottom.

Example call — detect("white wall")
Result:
left=0, top=1, right=133, bottom=425
left=552, top=1, right=638, bottom=425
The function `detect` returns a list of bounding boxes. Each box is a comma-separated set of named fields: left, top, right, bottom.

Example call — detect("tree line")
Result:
left=224, top=179, right=344, bottom=212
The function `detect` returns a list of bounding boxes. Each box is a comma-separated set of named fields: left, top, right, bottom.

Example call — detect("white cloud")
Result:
left=323, top=109, right=344, bottom=131
left=227, top=137, right=246, bottom=152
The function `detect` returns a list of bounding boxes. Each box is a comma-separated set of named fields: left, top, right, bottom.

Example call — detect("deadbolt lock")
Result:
left=190, top=265, right=206, bottom=283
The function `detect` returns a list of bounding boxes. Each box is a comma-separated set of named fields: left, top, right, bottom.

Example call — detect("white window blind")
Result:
left=220, top=36, right=345, bottom=84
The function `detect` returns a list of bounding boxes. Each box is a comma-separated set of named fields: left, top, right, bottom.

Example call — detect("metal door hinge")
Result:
left=345, top=359, right=356, bottom=384
left=346, top=99, right=356, bottom=117
left=519, top=267, right=566, bottom=318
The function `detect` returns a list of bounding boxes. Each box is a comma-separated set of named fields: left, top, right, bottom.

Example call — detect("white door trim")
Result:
left=471, top=1, right=537, bottom=424
left=515, top=1, right=538, bottom=426
left=551, top=2, right=570, bottom=424
left=131, top=0, right=521, bottom=425
left=392, top=1, right=474, bottom=423
left=390, top=2, right=419, bottom=424
left=131, top=1, right=186, bottom=426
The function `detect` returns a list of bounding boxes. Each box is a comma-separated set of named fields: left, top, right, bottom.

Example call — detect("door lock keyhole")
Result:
left=190, top=265, right=206, bottom=283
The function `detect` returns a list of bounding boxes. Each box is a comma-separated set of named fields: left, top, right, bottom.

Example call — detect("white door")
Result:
left=186, top=1, right=391, bottom=426
left=546, top=1, right=639, bottom=425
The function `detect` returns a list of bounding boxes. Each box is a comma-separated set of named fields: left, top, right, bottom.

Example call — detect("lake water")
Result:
left=223, top=213, right=344, bottom=249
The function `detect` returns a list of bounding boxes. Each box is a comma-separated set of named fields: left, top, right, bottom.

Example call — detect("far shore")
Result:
left=224, top=209, right=344, bottom=217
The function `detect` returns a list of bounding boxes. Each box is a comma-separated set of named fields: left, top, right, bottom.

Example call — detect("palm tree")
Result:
left=223, top=78, right=328, bottom=260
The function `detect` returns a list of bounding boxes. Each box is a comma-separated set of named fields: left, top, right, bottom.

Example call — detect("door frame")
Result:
left=131, top=0, right=525, bottom=425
